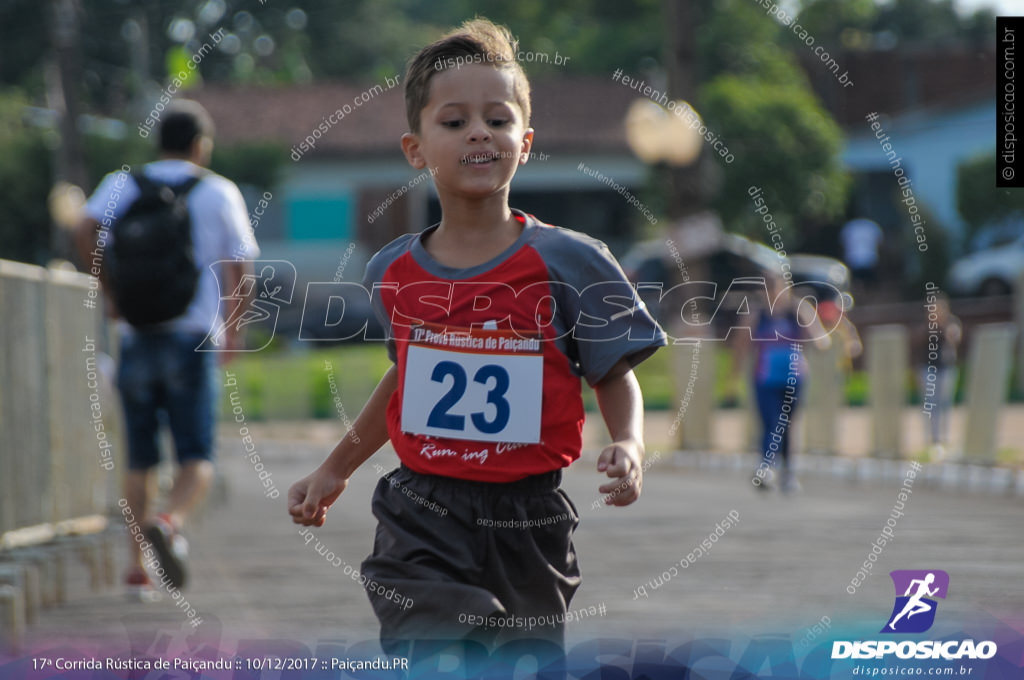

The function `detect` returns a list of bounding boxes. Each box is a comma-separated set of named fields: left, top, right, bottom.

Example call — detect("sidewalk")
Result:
left=614, top=404, right=1024, bottom=463
left=14, top=414, right=1024, bottom=657
left=245, top=404, right=1024, bottom=464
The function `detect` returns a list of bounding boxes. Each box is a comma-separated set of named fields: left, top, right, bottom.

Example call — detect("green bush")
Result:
left=210, top=142, right=288, bottom=192
left=956, top=151, right=1024, bottom=244
left=0, top=89, right=54, bottom=265
left=218, top=344, right=392, bottom=421
left=310, top=361, right=335, bottom=419
left=844, top=370, right=869, bottom=406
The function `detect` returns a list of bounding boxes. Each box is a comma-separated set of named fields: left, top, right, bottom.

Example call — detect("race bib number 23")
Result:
left=401, top=327, right=543, bottom=443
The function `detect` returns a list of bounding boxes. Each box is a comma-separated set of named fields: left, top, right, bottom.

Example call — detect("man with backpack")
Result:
left=74, top=100, right=258, bottom=598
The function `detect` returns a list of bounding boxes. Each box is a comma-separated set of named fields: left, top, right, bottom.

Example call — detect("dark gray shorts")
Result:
left=360, top=464, right=581, bottom=650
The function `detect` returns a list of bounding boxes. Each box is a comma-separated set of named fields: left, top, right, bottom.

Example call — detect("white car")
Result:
left=948, top=233, right=1024, bottom=296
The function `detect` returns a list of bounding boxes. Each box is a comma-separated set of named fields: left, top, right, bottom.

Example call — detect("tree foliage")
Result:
left=0, top=90, right=54, bottom=265
left=697, top=0, right=848, bottom=241
left=0, top=0, right=992, bottom=263
left=0, top=87, right=285, bottom=266
left=701, top=76, right=848, bottom=237
left=794, top=0, right=995, bottom=50
left=1, top=0, right=664, bottom=109
left=956, top=152, right=1024, bottom=241
left=1, top=0, right=995, bottom=105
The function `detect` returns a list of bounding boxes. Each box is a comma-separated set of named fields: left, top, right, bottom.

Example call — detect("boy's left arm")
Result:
left=593, top=357, right=645, bottom=506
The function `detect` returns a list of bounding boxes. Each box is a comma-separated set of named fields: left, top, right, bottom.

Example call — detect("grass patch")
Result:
left=219, top=344, right=392, bottom=421
left=218, top=342, right=926, bottom=420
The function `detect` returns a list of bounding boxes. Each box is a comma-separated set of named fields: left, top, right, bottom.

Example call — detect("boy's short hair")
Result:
left=404, top=18, right=532, bottom=133
left=159, top=100, right=215, bottom=153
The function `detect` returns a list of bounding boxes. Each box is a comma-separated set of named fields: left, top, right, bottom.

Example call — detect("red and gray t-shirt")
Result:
left=364, top=211, right=667, bottom=482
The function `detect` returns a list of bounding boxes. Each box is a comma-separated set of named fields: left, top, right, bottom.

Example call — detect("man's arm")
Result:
left=218, top=259, right=254, bottom=358
left=593, top=357, right=645, bottom=507
left=288, top=365, right=398, bottom=526
left=73, top=216, right=100, bottom=271
left=72, top=216, right=119, bottom=316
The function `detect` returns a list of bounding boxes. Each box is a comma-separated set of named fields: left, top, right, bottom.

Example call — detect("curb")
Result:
left=665, top=450, right=1024, bottom=497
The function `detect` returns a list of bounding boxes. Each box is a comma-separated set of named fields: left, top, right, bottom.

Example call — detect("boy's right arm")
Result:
left=288, top=364, right=398, bottom=526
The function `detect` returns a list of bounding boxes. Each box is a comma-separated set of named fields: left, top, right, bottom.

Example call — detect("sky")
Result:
left=953, top=0, right=1024, bottom=16
left=776, top=0, right=1024, bottom=18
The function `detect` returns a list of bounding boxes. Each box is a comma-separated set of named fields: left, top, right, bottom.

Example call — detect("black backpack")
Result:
left=109, top=172, right=206, bottom=327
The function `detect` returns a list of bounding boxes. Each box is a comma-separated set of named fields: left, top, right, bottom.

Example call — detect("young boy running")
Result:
left=288, top=19, right=666, bottom=650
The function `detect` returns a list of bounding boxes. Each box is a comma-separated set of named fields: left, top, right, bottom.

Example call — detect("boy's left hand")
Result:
left=596, top=440, right=643, bottom=506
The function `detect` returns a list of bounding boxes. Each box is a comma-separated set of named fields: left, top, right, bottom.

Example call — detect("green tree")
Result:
left=82, top=130, right=151, bottom=183
left=956, top=152, right=1024, bottom=242
left=2, top=0, right=666, bottom=108
left=210, top=142, right=288, bottom=192
left=697, top=0, right=849, bottom=242
left=789, top=0, right=876, bottom=50
left=0, top=90, right=54, bottom=265
left=697, top=0, right=808, bottom=87
left=701, top=76, right=848, bottom=238
left=872, top=0, right=991, bottom=47
left=795, top=0, right=995, bottom=49
left=0, top=83, right=287, bottom=266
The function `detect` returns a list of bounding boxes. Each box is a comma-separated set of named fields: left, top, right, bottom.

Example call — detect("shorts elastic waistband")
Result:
left=396, top=464, right=562, bottom=494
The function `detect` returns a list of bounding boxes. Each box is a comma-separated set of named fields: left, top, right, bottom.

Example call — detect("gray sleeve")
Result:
left=362, top=234, right=417, bottom=363
left=534, top=227, right=667, bottom=386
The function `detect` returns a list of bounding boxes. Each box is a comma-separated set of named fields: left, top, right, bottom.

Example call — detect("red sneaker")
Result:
left=124, top=566, right=160, bottom=602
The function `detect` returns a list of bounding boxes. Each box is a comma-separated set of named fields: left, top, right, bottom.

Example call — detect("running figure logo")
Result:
left=196, top=260, right=295, bottom=352
left=881, top=570, right=949, bottom=634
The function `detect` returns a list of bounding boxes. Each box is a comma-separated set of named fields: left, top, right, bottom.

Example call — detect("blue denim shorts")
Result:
left=117, top=330, right=217, bottom=470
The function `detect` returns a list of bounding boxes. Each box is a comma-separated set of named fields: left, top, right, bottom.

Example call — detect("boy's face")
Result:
left=402, top=63, right=533, bottom=200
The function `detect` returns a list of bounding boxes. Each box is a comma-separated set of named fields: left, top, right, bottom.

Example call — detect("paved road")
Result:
left=20, top=426, right=1024, bottom=658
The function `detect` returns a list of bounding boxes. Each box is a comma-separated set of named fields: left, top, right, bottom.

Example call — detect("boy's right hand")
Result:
left=288, top=468, right=348, bottom=527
